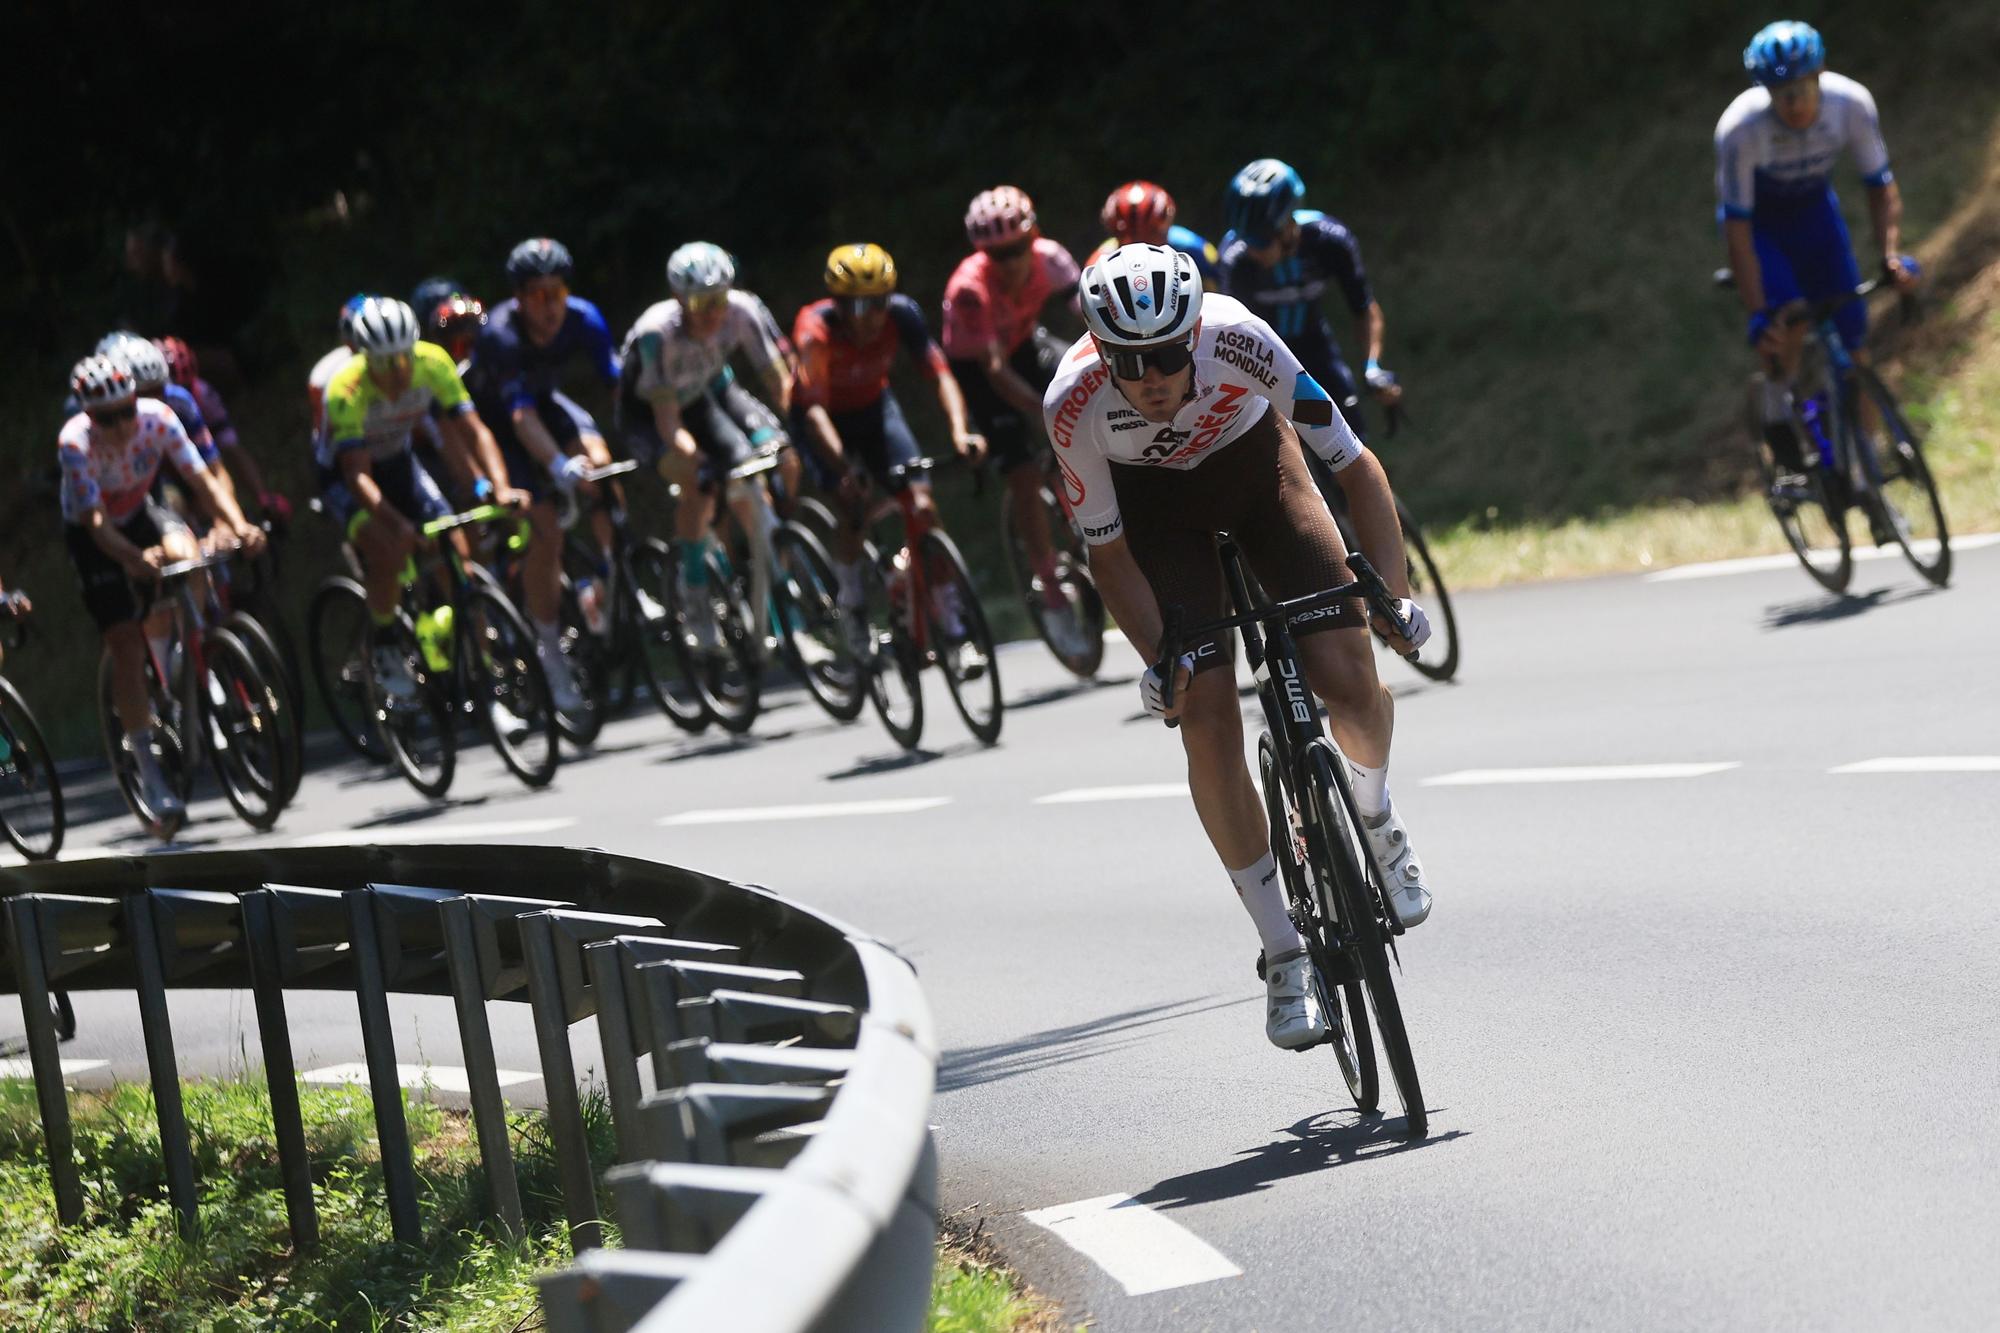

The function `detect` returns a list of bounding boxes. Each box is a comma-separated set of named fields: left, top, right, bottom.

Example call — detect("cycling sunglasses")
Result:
left=89, top=403, right=138, bottom=425
left=986, top=238, right=1033, bottom=262
left=837, top=295, right=888, bottom=319
left=365, top=350, right=413, bottom=373
left=684, top=291, right=729, bottom=314
left=1105, top=338, right=1196, bottom=382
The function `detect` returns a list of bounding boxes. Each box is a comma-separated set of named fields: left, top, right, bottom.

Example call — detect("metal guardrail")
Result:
left=0, top=845, right=938, bottom=1332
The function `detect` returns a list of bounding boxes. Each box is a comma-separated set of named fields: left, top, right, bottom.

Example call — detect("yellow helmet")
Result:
left=824, top=243, right=897, bottom=298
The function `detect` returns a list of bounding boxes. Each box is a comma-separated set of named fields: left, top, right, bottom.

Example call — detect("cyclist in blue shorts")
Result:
left=1716, top=21, right=1914, bottom=507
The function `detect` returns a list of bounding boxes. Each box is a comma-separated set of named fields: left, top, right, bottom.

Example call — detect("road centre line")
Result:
left=1831, top=756, right=2000, bottom=774
left=1644, top=533, right=1999, bottom=582
left=286, top=818, right=578, bottom=848
left=658, top=797, right=952, bottom=826
left=1422, top=763, right=1740, bottom=786
left=301, top=1063, right=539, bottom=1093
left=1034, top=784, right=1191, bottom=805
left=1022, top=1193, right=1242, bottom=1296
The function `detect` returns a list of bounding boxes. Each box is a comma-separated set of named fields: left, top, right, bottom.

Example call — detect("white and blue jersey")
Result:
left=1218, top=210, right=1373, bottom=431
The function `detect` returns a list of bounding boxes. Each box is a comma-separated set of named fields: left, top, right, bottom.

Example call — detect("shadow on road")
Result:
left=347, top=799, right=491, bottom=830
left=1007, top=677, right=1130, bottom=714
left=1135, top=1109, right=1466, bottom=1209
left=1762, top=582, right=1937, bottom=629
left=937, top=996, right=1253, bottom=1092
left=824, top=748, right=946, bottom=780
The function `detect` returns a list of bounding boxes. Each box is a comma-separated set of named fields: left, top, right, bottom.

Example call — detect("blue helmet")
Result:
left=1225, top=159, right=1305, bottom=247
left=1744, top=21, right=1825, bottom=86
left=506, top=237, right=574, bottom=287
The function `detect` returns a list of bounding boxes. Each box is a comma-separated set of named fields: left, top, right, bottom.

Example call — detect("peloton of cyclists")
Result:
left=1088, top=181, right=1220, bottom=287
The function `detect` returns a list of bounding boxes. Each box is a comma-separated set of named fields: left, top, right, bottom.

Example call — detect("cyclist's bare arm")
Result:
left=758, top=360, right=794, bottom=417
left=82, top=505, right=159, bottom=578
left=220, top=438, right=271, bottom=499
left=1867, top=179, right=1912, bottom=286
left=1332, top=449, right=1410, bottom=600
left=1723, top=218, right=1769, bottom=315
left=337, top=450, right=411, bottom=542
left=1084, top=534, right=1166, bottom=667
left=980, top=336, right=1045, bottom=418
left=510, top=401, right=566, bottom=472
left=800, top=403, right=847, bottom=475
left=189, top=464, right=263, bottom=552
left=933, top=371, right=985, bottom=460
left=442, top=412, right=525, bottom=506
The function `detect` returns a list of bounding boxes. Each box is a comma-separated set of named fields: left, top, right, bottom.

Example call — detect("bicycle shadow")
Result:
left=1761, top=582, right=1938, bottom=629
left=1134, top=1108, right=1466, bottom=1210
left=1007, top=676, right=1131, bottom=714
left=937, top=996, right=1254, bottom=1093
left=346, top=799, right=492, bottom=830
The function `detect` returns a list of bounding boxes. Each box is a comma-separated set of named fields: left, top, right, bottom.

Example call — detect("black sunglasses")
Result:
left=1105, top=339, right=1195, bottom=382
left=89, top=403, right=138, bottom=425
left=987, top=238, right=1033, bottom=261
left=837, top=295, right=889, bottom=319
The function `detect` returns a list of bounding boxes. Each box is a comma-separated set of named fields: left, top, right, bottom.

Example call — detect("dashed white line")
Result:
left=0, top=1058, right=109, bottom=1079
left=1644, top=533, right=1999, bottom=582
left=286, top=818, right=578, bottom=848
left=1022, top=1193, right=1242, bottom=1296
left=1831, top=756, right=2000, bottom=774
left=1423, top=762, right=1740, bottom=786
left=658, top=797, right=951, bottom=826
left=300, top=1063, right=539, bottom=1093
left=1034, top=784, right=1191, bottom=805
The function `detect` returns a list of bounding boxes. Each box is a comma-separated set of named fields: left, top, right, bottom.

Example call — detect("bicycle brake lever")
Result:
left=1157, top=606, right=1184, bottom=730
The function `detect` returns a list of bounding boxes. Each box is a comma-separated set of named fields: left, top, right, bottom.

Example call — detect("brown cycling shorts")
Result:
left=1111, top=406, right=1362, bottom=675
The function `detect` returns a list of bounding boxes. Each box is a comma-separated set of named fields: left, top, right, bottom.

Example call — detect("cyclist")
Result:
left=616, top=241, right=797, bottom=650
left=941, top=186, right=1083, bottom=636
left=60, top=354, right=265, bottom=827
left=1218, top=159, right=1403, bottom=450
left=792, top=243, right=988, bottom=661
left=317, top=299, right=543, bottom=705
left=1717, top=20, right=1912, bottom=518
left=425, top=293, right=487, bottom=366
left=157, top=335, right=288, bottom=523
left=308, top=295, right=368, bottom=443
left=1042, top=244, right=1435, bottom=1050
left=92, top=332, right=241, bottom=511
left=1087, top=181, right=1220, bottom=286
left=465, top=238, right=621, bottom=684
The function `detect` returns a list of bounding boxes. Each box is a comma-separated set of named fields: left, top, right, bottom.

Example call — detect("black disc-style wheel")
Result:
left=97, top=647, right=187, bottom=839
left=625, top=538, right=711, bottom=734
left=772, top=524, right=866, bottom=722
left=226, top=610, right=305, bottom=805
left=1395, top=501, right=1460, bottom=682
left=859, top=542, right=924, bottom=750
left=1001, top=479, right=1105, bottom=680
left=308, top=576, right=385, bottom=763
left=1852, top=368, right=1950, bottom=587
left=921, top=530, right=1003, bottom=745
left=0, top=676, right=64, bottom=860
left=461, top=582, right=560, bottom=789
left=201, top=626, right=290, bottom=831
left=370, top=613, right=455, bottom=799
left=1259, top=734, right=1375, bottom=1110
left=1301, top=740, right=1425, bottom=1139
left=1762, top=424, right=1853, bottom=594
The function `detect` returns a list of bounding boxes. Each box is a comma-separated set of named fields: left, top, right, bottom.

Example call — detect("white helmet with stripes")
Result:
left=350, top=297, right=421, bottom=357
left=1078, top=243, right=1203, bottom=347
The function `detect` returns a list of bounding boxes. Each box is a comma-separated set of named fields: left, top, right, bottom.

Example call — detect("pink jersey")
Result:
left=940, top=238, right=1081, bottom=360
left=58, top=398, right=208, bottom=525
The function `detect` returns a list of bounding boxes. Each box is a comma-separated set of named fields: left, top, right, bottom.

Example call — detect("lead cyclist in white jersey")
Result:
left=1043, top=243, right=1436, bottom=1050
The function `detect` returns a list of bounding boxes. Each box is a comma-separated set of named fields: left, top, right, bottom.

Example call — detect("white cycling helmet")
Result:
left=71, top=354, right=138, bottom=409
left=97, top=331, right=170, bottom=391
left=350, top=297, right=421, bottom=357
left=1079, top=243, right=1203, bottom=347
left=667, top=241, right=737, bottom=298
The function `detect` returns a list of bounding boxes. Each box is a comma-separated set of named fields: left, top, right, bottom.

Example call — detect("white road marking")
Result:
left=658, top=797, right=951, bottom=826
left=1022, top=1193, right=1242, bottom=1296
left=1832, top=756, right=2000, bottom=774
left=1643, top=533, right=1998, bottom=582
left=1034, top=784, right=1190, bottom=805
left=286, top=818, right=577, bottom=848
left=1423, top=762, right=1740, bottom=786
left=0, top=1058, right=109, bottom=1079
left=300, top=1063, right=539, bottom=1093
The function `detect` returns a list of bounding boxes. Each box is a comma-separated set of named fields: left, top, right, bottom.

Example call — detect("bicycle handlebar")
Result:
left=1713, top=257, right=1923, bottom=326
left=154, top=549, right=237, bottom=581
left=421, top=503, right=515, bottom=538
left=580, top=459, right=640, bottom=484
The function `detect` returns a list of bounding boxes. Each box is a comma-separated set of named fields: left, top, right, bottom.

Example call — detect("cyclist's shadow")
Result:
left=1761, top=582, right=1937, bottom=629
left=1134, top=1109, right=1465, bottom=1210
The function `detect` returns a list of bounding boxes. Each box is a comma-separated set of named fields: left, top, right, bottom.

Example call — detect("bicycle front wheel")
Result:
left=462, top=582, right=560, bottom=789
left=1397, top=501, right=1460, bottom=683
left=227, top=610, right=305, bottom=806
left=625, top=538, right=710, bottom=733
left=669, top=544, right=762, bottom=735
left=1852, top=367, right=1950, bottom=586
left=0, top=676, right=64, bottom=860
left=97, top=647, right=187, bottom=838
left=859, top=543, right=924, bottom=751
left=202, top=627, right=290, bottom=831
left=922, top=530, right=1003, bottom=745
left=1000, top=480, right=1105, bottom=680
left=308, top=576, right=385, bottom=763
left=371, top=613, right=456, bottom=799
left=772, top=524, right=866, bottom=722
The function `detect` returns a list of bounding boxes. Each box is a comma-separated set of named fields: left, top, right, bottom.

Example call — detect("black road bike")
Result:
left=0, top=596, right=64, bottom=861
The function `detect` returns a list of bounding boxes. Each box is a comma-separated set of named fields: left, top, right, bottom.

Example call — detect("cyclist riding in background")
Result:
left=308, top=295, right=369, bottom=442
left=426, top=293, right=488, bottom=367
left=1041, top=244, right=1435, bottom=1051
left=60, top=354, right=265, bottom=827
left=156, top=335, right=287, bottom=523
left=1218, top=159, right=1403, bottom=449
left=92, top=332, right=242, bottom=513
left=464, top=238, right=620, bottom=702
left=1716, top=21, right=1913, bottom=493
left=1087, top=181, right=1220, bottom=287
left=792, top=243, right=988, bottom=658
left=317, top=298, right=533, bottom=703
left=616, top=240, right=798, bottom=651
left=941, top=186, right=1085, bottom=653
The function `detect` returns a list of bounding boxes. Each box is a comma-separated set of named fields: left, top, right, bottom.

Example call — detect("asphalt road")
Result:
left=6, top=539, right=1999, bottom=1331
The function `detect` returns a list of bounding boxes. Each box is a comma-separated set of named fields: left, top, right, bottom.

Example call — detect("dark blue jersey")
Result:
left=1218, top=210, right=1373, bottom=364
left=465, top=295, right=619, bottom=414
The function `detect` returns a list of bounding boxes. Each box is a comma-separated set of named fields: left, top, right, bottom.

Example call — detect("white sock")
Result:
left=1229, top=851, right=1305, bottom=958
left=1349, top=759, right=1390, bottom=820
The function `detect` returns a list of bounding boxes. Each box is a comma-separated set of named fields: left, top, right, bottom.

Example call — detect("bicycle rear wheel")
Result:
left=0, top=677, right=64, bottom=860
left=551, top=574, right=610, bottom=747
left=625, top=538, right=710, bottom=733
left=1001, top=480, right=1105, bottom=680
left=371, top=613, right=456, bottom=799
left=670, top=544, right=762, bottom=735
left=1258, top=734, right=1374, bottom=1110
left=308, top=576, right=385, bottom=763
left=860, top=543, right=924, bottom=750
left=1301, top=740, right=1426, bottom=1138
left=462, top=582, right=560, bottom=788
left=922, top=530, right=1003, bottom=745
left=202, top=626, right=289, bottom=831
left=226, top=610, right=304, bottom=806
left=772, top=524, right=866, bottom=722
left=97, top=648, right=187, bottom=838
left=1852, top=368, right=1950, bottom=586
left=1397, top=501, right=1460, bottom=682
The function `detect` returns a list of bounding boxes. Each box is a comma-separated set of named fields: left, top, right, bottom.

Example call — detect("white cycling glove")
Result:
left=552, top=453, right=590, bottom=494
left=1380, top=597, right=1432, bottom=650
left=1140, top=652, right=1196, bottom=720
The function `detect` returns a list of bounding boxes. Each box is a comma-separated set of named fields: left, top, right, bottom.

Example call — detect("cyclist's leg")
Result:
left=552, top=391, right=620, bottom=565
left=323, top=464, right=416, bottom=622
left=709, top=383, right=784, bottom=635
left=1751, top=226, right=1816, bottom=472
left=68, top=514, right=158, bottom=737
left=816, top=402, right=885, bottom=608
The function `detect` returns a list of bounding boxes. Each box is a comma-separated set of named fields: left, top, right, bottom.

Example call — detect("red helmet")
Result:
left=429, top=295, right=487, bottom=361
left=1100, top=181, right=1176, bottom=244
left=155, top=336, right=198, bottom=389
left=964, top=186, right=1038, bottom=250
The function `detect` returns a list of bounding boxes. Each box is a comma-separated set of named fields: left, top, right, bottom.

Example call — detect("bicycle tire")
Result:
left=0, top=675, right=64, bottom=860
left=772, top=524, right=866, bottom=722
left=1396, top=501, right=1460, bottom=683
left=921, top=530, right=1003, bottom=745
left=1301, top=740, right=1426, bottom=1138
left=669, top=543, right=762, bottom=735
left=791, top=495, right=843, bottom=544
left=860, top=541, right=924, bottom=750
left=1851, top=367, right=1950, bottom=586
left=1000, top=481, right=1106, bottom=680
left=370, top=612, right=455, bottom=799
left=461, top=581, right=560, bottom=788
left=202, top=626, right=289, bottom=831
left=307, top=576, right=386, bottom=763
left=626, top=538, right=710, bottom=733
left=551, top=574, right=610, bottom=747
left=1762, top=427, right=1853, bottom=594
left=97, top=647, right=187, bottom=839
left=226, top=610, right=305, bottom=806
left=1258, top=733, right=1374, bottom=1110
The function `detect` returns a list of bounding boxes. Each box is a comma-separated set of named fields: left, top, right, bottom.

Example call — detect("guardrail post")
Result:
left=520, top=911, right=602, bottom=1251
left=4, top=896, right=81, bottom=1225
left=584, top=940, right=644, bottom=1166
left=240, top=888, right=318, bottom=1252
left=440, top=895, right=525, bottom=1240
left=124, top=890, right=199, bottom=1239
left=345, top=887, right=422, bottom=1246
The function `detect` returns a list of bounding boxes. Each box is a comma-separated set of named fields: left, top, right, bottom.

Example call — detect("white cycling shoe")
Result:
left=537, top=640, right=585, bottom=716
left=1264, top=947, right=1329, bottom=1051
left=1363, top=803, right=1433, bottom=927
